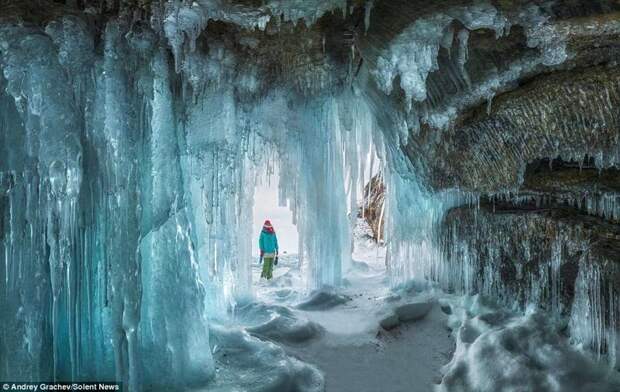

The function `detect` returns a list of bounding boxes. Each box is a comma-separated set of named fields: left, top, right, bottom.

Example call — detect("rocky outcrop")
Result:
left=407, top=65, right=620, bottom=192
left=362, top=174, right=385, bottom=242
left=355, top=2, right=620, bottom=367
left=439, top=202, right=620, bottom=366
left=357, top=1, right=620, bottom=195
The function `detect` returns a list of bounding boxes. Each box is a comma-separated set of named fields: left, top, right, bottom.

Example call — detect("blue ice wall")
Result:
left=0, top=17, right=214, bottom=389
left=0, top=11, right=374, bottom=389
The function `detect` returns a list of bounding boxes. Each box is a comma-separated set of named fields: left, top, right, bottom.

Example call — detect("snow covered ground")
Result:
left=231, top=220, right=454, bottom=392
left=203, top=219, right=620, bottom=392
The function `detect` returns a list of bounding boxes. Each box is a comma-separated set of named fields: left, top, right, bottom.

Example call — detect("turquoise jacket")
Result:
left=259, top=230, right=279, bottom=254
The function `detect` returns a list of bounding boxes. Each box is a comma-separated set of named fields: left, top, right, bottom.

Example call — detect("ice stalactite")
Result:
left=373, top=12, right=454, bottom=107
left=485, top=192, right=620, bottom=225
left=163, top=0, right=350, bottom=37
left=180, top=86, right=260, bottom=314
left=278, top=98, right=344, bottom=287
left=364, top=1, right=583, bottom=135
left=163, top=1, right=208, bottom=73
left=359, top=78, right=460, bottom=287
left=364, top=0, right=374, bottom=33
left=99, top=21, right=143, bottom=390
left=284, top=97, right=351, bottom=288
left=372, top=3, right=513, bottom=110
left=340, top=94, right=377, bottom=245
left=570, top=262, right=620, bottom=369
left=381, top=171, right=442, bottom=285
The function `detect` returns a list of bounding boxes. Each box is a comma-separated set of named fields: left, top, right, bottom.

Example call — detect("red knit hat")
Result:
left=263, top=220, right=275, bottom=233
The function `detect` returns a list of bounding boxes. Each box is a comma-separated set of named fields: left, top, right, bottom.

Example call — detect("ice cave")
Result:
left=1, top=0, right=619, bottom=391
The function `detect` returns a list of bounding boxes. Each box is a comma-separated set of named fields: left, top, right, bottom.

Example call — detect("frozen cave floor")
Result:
left=249, top=249, right=454, bottom=392
left=200, top=230, right=620, bottom=392
left=200, top=229, right=455, bottom=392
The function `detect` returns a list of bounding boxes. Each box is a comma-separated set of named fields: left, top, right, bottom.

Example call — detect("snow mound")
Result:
left=438, top=295, right=620, bottom=392
left=378, top=298, right=434, bottom=331
left=394, top=301, right=434, bottom=322
left=273, top=288, right=298, bottom=301
left=236, top=302, right=323, bottom=344
left=206, top=324, right=324, bottom=392
left=379, top=314, right=400, bottom=330
left=295, top=287, right=352, bottom=311
left=253, top=255, right=305, bottom=304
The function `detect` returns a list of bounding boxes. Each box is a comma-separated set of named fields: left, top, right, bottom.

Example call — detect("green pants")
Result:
left=261, top=257, right=274, bottom=280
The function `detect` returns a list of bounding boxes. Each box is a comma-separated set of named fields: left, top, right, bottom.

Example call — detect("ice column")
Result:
left=0, top=17, right=217, bottom=389
left=138, top=49, right=214, bottom=387
left=0, top=22, right=83, bottom=381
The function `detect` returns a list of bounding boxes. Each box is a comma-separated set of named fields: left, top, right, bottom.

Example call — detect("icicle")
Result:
left=364, top=0, right=374, bottom=33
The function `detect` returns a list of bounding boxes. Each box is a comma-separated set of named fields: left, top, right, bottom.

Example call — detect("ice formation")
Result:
left=162, top=0, right=349, bottom=72
left=208, top=323, right=324, bottom=392
left=1, top=0, right=619, bottom=390
left=370, top=2, right=563, bottom=121
left=0, top=5, right=376, bottom=386
left=432, top=205, right=620, bottom=368
left=438, top=295, right=620, bottom=391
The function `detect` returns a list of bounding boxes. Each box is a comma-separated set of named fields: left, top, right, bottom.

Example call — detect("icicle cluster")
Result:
left=371, top=3, right=558, bottom=115
left=162, top=0, right=351, bottom=72
left=0, top=6, right=382, bottom=387
left=0, top=16, right=215, bottom=389
left=241, top=90, right=377, bottom=290
left=437, top=206, right=620, bottom=367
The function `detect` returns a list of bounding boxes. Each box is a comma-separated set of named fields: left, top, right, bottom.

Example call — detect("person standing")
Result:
left=259, top=220, right=279, bottom=280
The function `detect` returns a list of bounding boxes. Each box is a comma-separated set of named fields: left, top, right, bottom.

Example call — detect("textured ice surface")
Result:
left=370, top=2, right=572, bottom=132
left=438, top=295, right=620, bottom=392
left=0, top=16, right=217, bottom=389
left=163, top=0, right=348, bottom=72
left=373, top=3, right=508, bottom=104
left=295, top=288, right=352, bottom=311
left=0, top=8, right=379, bottom=387
left=196, top=0, right=347, bottom=30
left=206, top=324, right=324, bottom=392
left=236, top=302, right=323, bottom=343
left=374, top=13, right=454, bottom=105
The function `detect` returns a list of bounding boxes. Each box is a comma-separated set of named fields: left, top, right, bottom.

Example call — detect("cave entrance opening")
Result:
left=251, top=166, right=302, bottom=296
left=197, top=94, right=390, bottom=314
left=253, top=169, right=300, bottom=259
left=248, top=144, right=387, bottom=301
